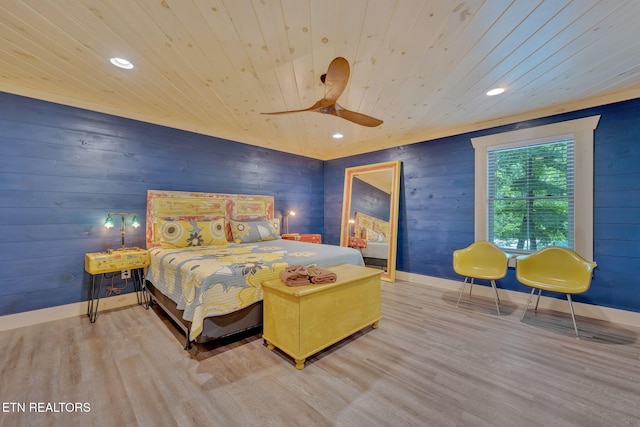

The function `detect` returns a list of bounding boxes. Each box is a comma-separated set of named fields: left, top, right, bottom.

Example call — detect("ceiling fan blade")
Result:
left=262, top=57, right=384, bottom=127
left=335, top=106, right=383, bottom=127
left=261, top=108, right=310, bottom=115
left=261, top=99, right=324, bottom=115
left=322, top=57, right=350, bottom=104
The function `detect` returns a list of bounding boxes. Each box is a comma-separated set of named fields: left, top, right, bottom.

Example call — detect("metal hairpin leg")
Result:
left=457, top=277, right=500, bottom=315
left=534, top=288, right=542, bottom=311
left=490, top=280, right=501, bottom=315
left=132, top=268, right=150, bottom=309
left=521, top=288, right=537, bottom=321
left=567, top=294, right=580, bottom=338
left=456, top=277, right=474, bottom=308
left=88, top=274, right=106, bottom=323
left=522, top=289, right=580, bottom=338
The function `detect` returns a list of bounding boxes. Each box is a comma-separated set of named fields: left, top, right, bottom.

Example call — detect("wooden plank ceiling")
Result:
left=1, top=0, right=640, bottom=160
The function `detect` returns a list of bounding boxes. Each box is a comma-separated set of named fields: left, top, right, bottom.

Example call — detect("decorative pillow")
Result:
left=158, top=218, right=227, bottom=248
left=366, top=228, right=386, bottom=243
left=230, top=218, right=281, bottom=243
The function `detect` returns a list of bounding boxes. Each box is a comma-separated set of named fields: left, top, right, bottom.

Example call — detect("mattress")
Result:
left=360, top=241, right=389, bottom=260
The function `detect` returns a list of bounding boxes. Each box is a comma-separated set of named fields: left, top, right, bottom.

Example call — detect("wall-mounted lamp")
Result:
left=104, top=212, right=140, bottom=251
left=283, top=210, right=296, bottom=234
left=349, top=218, right=355, bottom=237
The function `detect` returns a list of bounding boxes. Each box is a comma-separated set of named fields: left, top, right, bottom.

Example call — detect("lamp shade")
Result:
left=104, top=215, right=115, bottom=228
left=103, top=212, right=140, bottom=250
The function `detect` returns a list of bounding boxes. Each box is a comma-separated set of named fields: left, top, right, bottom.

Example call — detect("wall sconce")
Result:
left=349, top=218, right=355, bottom=237
left=283, top=210, right=296, bottom=234
left=104, top=212, right=140, bottom=251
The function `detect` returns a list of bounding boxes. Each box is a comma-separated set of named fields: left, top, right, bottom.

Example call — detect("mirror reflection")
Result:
left=340, top=160, right=401, bottom=282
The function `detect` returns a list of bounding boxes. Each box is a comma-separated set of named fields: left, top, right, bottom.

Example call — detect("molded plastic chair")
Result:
left=516, top=247, right=597, bottom=337
left=453, top=241, right=509, bottom=315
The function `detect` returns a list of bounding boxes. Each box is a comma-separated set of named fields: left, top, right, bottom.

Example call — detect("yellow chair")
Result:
left=516, top=247, right=597, bottom=337
left=453, top=241, right=509, bottom=315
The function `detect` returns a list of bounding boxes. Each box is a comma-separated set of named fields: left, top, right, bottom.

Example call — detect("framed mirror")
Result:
left=340, top=160, right=401, bottom=282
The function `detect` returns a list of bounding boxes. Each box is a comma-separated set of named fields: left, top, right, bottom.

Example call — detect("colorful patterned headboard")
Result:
left=353, top=211, right=389, bottom=242
left=146, top=190, right=275, bottom=248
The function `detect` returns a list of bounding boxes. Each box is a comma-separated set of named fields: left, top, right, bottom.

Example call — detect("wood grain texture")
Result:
left=1, top=280, right=639, bottom=426
left=325, top=98, right=640, bottom=314
left=2, top=86, right=640, bottom=320
left=2, top=1, right=640, bottom=159
left=0, top=92, right=324, bottom=316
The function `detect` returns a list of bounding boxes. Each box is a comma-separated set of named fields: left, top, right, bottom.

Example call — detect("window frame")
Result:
left=471, top=115, right=600, bottom=261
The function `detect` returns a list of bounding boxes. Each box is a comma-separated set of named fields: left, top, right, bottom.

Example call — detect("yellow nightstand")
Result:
left=262, top=264, right=382, bottom=369
left=85, top=248, right=150, bottom=322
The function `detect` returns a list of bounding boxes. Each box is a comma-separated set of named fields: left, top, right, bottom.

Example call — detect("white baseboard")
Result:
left=0, top=293, right=139, bottom=332
left=3, top=274, right=639, bottom=332
left=396, top=271, right=640, bottom=328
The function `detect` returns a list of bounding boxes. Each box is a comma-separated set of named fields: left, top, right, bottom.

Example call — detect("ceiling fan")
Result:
left=262, top=57, right=383, bottom=127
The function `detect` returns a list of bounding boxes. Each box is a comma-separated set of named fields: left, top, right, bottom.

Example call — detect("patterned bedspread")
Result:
left=146, top=239, right=364, bottom=340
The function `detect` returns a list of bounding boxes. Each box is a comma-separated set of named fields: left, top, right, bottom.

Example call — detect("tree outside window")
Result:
left=488, top=140, right=574, bottom=251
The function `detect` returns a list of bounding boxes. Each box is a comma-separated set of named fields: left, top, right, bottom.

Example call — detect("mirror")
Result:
left=340, top=160, right=401, bottom=282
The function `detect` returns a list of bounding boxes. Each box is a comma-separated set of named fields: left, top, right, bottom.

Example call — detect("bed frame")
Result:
left=144, top=190, right=275, bottom=349
left=145, top=281, right=263, bottom=348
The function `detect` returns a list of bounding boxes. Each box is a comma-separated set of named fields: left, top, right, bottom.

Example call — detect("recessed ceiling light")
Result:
left=110, top=57, right=134, bottom=69
left=486, top=87, right=505, bottom=96
left=332, top=133, right=344, bottom=139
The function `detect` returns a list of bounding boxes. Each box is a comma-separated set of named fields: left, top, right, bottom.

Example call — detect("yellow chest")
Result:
left=261, top=264, right=382, bottom=369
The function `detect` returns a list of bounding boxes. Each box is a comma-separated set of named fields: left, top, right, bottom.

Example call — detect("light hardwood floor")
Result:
left=1, top=280, right=639, bottom=427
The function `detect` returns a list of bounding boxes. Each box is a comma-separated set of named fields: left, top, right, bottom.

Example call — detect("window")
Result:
left=488, top=139, right=574, bottom=251
left=471, top=116, right=600, bottom=261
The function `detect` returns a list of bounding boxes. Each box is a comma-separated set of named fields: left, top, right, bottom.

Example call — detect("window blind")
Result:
left=487, top=139, right=574, bottom=252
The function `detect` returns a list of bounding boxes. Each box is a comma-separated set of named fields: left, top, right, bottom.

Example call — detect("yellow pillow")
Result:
left=158, top=218, right=227, bottom=248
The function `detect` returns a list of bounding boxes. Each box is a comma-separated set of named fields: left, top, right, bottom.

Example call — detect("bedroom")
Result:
left=1, top=1, right=640, bottom=425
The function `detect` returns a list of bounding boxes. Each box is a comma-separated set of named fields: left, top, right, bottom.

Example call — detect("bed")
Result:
left=353, top=211, right=389, bottom=268
left=144, top=190, right=365, bottom=349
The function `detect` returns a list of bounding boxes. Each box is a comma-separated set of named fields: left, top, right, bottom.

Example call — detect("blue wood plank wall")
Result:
left=2, top=90, right=639, bottom=317
left=0, top=92, right=324, bottom=316
left=325, top=98, right=640, bottom=314
left=349, top=177, right=391, bottom=222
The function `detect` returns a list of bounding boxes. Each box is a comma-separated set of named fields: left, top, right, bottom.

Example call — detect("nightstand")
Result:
left=299, top=234, right=322, bottom=244
left=348, top=237, right=367, bottom=249
left=281, top=233, right=300, bottom=241
left=281, top=233, right=322, bottom=244
left=85, top=248, right=150, bottom=322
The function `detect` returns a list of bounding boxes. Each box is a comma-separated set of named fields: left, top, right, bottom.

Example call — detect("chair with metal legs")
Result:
left=516, top=247, right=597, bottom=337
left=453, top=241, right=509, bottom=315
